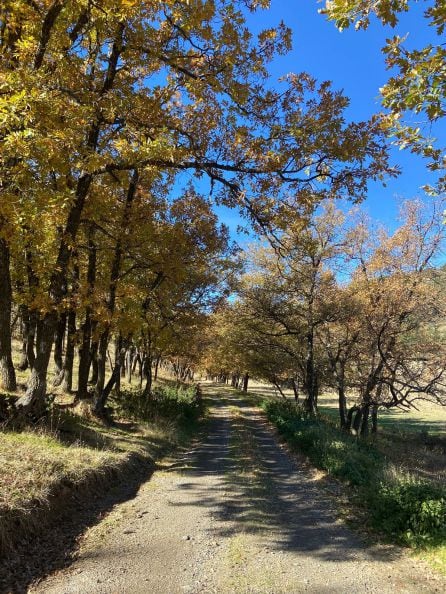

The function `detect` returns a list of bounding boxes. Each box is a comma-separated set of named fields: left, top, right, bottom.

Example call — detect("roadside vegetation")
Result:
left=0, top=0, right=445, bottom=582
left=0, top=378, right=204, bottom=559
left=262, top=397, right=446, bottom=571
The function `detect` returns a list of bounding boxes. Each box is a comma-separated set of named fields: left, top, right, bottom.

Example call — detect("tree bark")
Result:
left=0, top=236, right=17, bottom=391
left=143, top=355, right=153, bottom=397
left=360, top=404, right=370, bottom=437
left=93, top=329, right=109, bottom=415
left=94, top=356, right=121, bottom=418
left=17, top=306, right=30, bottom=371
left=90, top=339, right=98, bottom=384
left=61, top=309, right=76, bottom=392
left=114, top=334, right=122, bottom=396
left=52, top=313, right=66, bottom=386
left=291, top=377, right=299, bottom=403
left=352, top=408, right=363, bottom=435
left=338, top=384, right=347, bottom=429
left=77, top=225, right=96, bottom=400
left=154, top=356, right=160, bottom=381
left=15, top=316, right=55, bottom=415
left=346, top=405, right=358, bottom=432
left=126, top=347, right=133, bottom=384
left=303, top=330, right=317, bottom=414
left=371, top=405, right=378, bottom=434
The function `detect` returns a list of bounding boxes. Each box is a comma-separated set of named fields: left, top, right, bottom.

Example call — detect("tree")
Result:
left=1, top=1, right=394, bottom=420
left=322, top=0, right=446, bottom=193
left=343, top=199, right=446, bottom=434
left=213, top=197, right=446, bottom=437
left=230, top=202, right=351, bottom=412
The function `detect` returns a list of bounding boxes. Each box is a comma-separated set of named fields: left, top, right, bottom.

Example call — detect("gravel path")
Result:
left=32, top=386, right=445, bottom=594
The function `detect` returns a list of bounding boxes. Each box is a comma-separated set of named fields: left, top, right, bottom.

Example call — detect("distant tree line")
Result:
left=203, top=199, right=446, bottom=436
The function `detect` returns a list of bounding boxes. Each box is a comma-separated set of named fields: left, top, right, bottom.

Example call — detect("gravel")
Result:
left=31, top=386, right=446, bottom=594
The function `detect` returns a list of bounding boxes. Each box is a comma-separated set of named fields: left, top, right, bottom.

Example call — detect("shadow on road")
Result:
left=169, top=384, right=403, bottom=565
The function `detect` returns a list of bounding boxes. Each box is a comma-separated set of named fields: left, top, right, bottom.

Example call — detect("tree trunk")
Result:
left=16, top=315, right=56, bottom=415
left=126, top=348, right=133, bottom=384
left=18, top=306, right=37, bottom=372
left=273, top=377, right=287, bottom=399
left=61, top=309, right=76, bottom=392
left=242, top=373, right=249, bottom=392
left=143, top=355, right=153, bottom=397
left=303, top=331, right=317, bottom=414
left=360, top=404, right=370, bottom=437
left=338, top=383, right=347, bottom=429
left=346, top=405, right=358, bottom=432
left=78, top=317, right=92, bottom=399
left=291, top=377, right=299, bottom=403
left=0, top=236, right=17, bottom=391
left=371, top=405, right=378, bottom=434
left=352, top=408, right=363, bottom=435
left=90, top=340, right=99, bottom=384
left=138, top=353, right=144, bottom=388
left=114, top=334, right=122, bottom=396
left=77, top=330, right=91, bottom=400
left=92, top=330, right=109, bottom=414
left=17, top=306, right=30, bottom=371
left=52, top=313, right=66, bottom=387
left=77, top=224, right=96, bottom=400
left=93, top=358, right=121, bottom=418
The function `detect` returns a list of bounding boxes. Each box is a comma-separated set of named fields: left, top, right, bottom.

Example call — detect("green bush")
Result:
left=112, top=384, right=203, bottom=425
left=263, top=399, right=382, bottom=486
left=263, top=398, right=446, bottom=546
left=369, top=477, right=446, bottom=545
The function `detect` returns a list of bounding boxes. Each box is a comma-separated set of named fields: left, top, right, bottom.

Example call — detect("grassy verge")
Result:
left=262, top=398, right=446, bottom=572
left=0, top=383, right=204, bottom=558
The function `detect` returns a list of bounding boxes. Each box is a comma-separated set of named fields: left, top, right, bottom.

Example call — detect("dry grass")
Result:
left=0, top=393, right=195, bottom=558
left=0, top=431, right=120, bottom=515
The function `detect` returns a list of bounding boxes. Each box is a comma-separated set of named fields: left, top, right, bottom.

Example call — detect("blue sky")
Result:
left=214, top=0, right=444, bottom=241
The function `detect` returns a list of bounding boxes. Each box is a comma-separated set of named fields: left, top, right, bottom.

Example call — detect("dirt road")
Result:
left=32, top=386, right=445, bottom=593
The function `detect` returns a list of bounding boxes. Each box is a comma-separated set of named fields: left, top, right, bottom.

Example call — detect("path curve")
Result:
left=32, top=385, right=445, bottom=594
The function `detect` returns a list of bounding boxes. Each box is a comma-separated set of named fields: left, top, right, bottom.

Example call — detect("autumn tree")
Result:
left=322, top=0, right=446, bottom=193
left=230, top=203, right=352, bottom=412
left=341, top=200, right=446, bottom=434
left=214, top=197, right=446, bottom=437
left=0, top=1, right=394, bottom=420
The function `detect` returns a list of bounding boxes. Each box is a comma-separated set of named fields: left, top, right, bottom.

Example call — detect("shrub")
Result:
left=369, top=475, right=446, bottom=545
left=263, top=399, right=382, bottom=486
left=263, top=398, right=446, bottom=546
left=112, top=384, right=203, bottom=425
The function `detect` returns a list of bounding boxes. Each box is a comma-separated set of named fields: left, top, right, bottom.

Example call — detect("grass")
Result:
left=247, top=379, right=446, bottom=439
left=419, top=544, right=446, bottom=574
left=247, top=381, right=446, bottom=484
left=0, top=430, right=120, bottom=513
left=318, top=395, right=446, bottom=438
left=261, top=397, right=446, bottom=572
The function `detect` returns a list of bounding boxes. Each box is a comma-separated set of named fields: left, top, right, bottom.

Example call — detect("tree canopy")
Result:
left=322, top=0, right=446, bottom=193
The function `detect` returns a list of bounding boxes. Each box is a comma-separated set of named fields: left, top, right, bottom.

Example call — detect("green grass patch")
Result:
left=263, top=398, right=446, bottom=551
